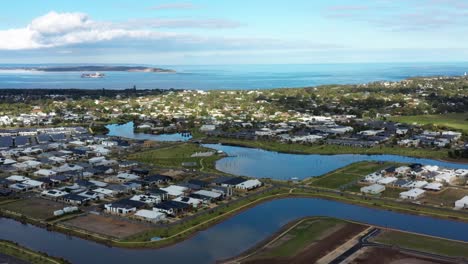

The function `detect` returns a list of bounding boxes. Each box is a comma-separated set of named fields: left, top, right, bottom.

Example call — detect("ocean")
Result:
left=0, top=62, right=467, bottom=90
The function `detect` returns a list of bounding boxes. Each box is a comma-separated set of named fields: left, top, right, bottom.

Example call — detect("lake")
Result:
left=204, top=144, right=468, bottom=180
left=2, top=63, right=468, bottom=90
left=1, top=198, right=468, bottom=264
left=106, top=122, right=192, bottom=142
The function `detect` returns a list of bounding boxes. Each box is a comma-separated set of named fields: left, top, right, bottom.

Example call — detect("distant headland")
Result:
left=0, top=65, right=176, bottom=73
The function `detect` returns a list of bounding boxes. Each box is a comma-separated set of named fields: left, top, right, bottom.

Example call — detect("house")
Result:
left=200, top=125, right=216, bottom=132
left=377, top=177, right=398, bottom=186
left=191, top=190, right=223, bottom=201
left=6, top=175, right=30, bottom=182
left=34, top=169, right=57, bottom=177
left=41, top=189, right=68, bottom=199
left=93, top=187, right=117, bottom=198
left=154, top=200, right=191, bottom=216
left=399, top=188, right=425, bottom=200
left=104, top=199, right=146, bottom=215
left=455, top=196, right=468, bottom=209
left=144, top=174, right=172, bottom=185
left=22, top=179, right=46, bottom=189
left=235, top=179, right=262, bottom=190
left=423, top=182, right=443, bottom=191
left=61, top=193, right=91, bottom=205
left=134, top=209, right=166, bottom=223
left=130, top=194, right=162, bottom=206
left=78, top=191, right=103, bottom=201
left=173, top=196, right=203, bottom=208
left=160, top=185, right=188, bottom=197
left=360, top=184, right=385, bottom=195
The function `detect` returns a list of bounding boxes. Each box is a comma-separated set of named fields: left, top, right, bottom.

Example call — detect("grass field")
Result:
left=374, top=230, right=468, bottom=258
left=0, top=198, right=65, bottom=220
left=129, top=143, right=221, bottom=172
left=421, top=188, right=468, bottom=207
left=390, top=113, right=468, bottom=133
left=215, top=138, right=451, bottom=160
left=0, top=240, right=68, bottom=264
left=308, top=161, right=396, bottom=189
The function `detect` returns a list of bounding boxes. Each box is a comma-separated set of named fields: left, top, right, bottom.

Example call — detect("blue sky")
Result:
left=1, top=0, right=468, bottom=64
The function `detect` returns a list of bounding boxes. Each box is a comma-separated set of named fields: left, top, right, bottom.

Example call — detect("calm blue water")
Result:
left=205, top=144, right=468, bottom=180
left=1, top=63, right=468, bottom=90
left=106, top=122, right=192, bottom=142
left=1, top=198, right=468, bottom=264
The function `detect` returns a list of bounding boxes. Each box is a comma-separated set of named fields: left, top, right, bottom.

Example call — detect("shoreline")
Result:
left=204, top=139, right=468, bottom=164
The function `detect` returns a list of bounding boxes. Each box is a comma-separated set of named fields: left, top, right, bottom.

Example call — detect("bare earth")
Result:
left=351, top=247, right=455, bottom=264
left=63, top=214, right=152, bottom=239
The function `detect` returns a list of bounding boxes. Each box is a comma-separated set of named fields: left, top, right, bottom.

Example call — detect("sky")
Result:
left=1, top=0, right=468, bottom=65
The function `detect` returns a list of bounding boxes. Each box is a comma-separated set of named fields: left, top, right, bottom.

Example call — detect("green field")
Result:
left=215, top=138, right=452, bottom=160
left=308, top=162, right=395, bottom=189
left=0, top=240, right=69, bottom=264
left=129, top=143, right=221, bottom=172
left=390, top=113, right=468, bottom=133
left=254, top=217, right=346, bottom=258
left=374, top=230, right=468, bottom=258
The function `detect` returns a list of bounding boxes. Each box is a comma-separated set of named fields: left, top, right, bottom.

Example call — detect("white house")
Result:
left=377, top=177, right=398, bottom=186
left=360, top=184, right=385, bottom=195
left=161, top=185, right=188, bottom=197
left=134, top=209, right=166, bottom=223
left=41, top=189, right=68, bottom=198
left=400, top=188, right=425, bottom=200
left=235, top=179, right=262, bottom=190
left=173, top=196, right=203, bottom=208
left=34, top=169, right=57, bottom=177
left=423, top=182, right=443, bottom=191
left=455, top=196, right=468, bottom=209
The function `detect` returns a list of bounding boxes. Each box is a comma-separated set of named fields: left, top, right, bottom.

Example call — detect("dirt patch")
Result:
left=351, top=247, right=455, bottom=264
left=244, top=222, right=367, bottom=264
left=63, top=214, right=153, bottom=239
left=0, top=197, right=65, bottom=220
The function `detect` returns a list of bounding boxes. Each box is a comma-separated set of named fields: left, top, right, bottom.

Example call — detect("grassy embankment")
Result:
left=212, top=138, right=452, bottom=160
left=251, top=217, right=346, bottom=259
left=128, top=143, right=222, bottom=173
left=390, top=113, right=468, bottom=134
left=0, top=240, right=69, bottom=264
left=306, top=161, right=396, bottom=188
left=374, top=230, right=468, bottom=258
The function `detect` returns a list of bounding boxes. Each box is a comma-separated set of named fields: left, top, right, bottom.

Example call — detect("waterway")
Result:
left=106, top=122, right=192, bottom=142
left=1, top=198, right=468, bottom=264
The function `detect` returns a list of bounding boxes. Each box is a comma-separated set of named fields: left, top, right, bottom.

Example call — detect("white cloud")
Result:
left=0, top=11, right=178, bottom=50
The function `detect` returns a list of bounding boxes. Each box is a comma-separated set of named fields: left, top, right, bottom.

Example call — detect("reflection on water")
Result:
left=106, top=122, right=192, bottom=142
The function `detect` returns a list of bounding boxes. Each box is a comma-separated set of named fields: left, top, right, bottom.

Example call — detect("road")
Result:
left=328, top=227, right=467, bottom=264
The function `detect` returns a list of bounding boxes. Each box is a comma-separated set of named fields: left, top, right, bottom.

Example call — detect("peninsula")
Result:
left=0, top=66, right=176, bottom=73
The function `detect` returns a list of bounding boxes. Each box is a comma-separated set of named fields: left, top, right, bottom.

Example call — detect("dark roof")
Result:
left=50, top=134, right=67, bottom=142
left=76, top=180, right=95, bottom=187
left=63, top=193, right=89, bottom=202
left=187, top=179, right=209, bottom=187
left=0, top=137, right=13, bottom=148
left=109, top=199, right=145, bottom=209
left=130, top=168, right=150, bottom=175
left=146, top=188, right=168, bottom=195
left=220, top=177, right=246, bottom=186
left=155, top=200, right=190, bottom=210
left=145, top=174, right=172, bottom=183
left=15, top=136, right=30, bottom=147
